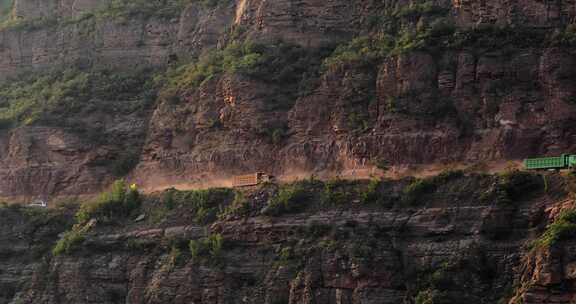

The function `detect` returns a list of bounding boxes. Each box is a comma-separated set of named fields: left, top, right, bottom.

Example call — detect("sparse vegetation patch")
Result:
left=160, top=40, right=333, bottom=110
left=496, top=171, right=543, bottom=204
left=263, top=181, right=312, bottom=216
left=0, top=0, right=13, bottom=23
left=159, top=187, right=235, bottom=224
left=0, top=67, right=157, bottom=128
left=189, top=233, right=224, bottom=264
left=401, top=170, right=464, bottom=205
left=75, top=180, right=141, bottom=225
left=52, top=226, right=87, bottom=256
left=532, top=210, right=576, bottom=249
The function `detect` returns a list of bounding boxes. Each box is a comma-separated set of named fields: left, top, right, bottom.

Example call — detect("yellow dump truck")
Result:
left=233, top=172, right=274, bottom=187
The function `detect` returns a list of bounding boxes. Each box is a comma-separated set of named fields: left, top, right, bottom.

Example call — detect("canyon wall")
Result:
left=0, top=0, right=575, bottom=199
left=0, top=173, right=570, bottom=304
left=1, top=2, right=576, bottom=304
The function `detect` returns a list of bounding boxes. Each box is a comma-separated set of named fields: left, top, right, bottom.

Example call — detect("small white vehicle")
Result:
left=28, top=200, right=48, bottom=208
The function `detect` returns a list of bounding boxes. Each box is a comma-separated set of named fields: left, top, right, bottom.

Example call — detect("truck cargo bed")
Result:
left=524, top=155, right=566, bottom=169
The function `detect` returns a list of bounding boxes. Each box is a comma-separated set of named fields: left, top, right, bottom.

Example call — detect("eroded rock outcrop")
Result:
left=1, top=0, right=576, bottom=200
left=0, top=173, right=569, bottom=304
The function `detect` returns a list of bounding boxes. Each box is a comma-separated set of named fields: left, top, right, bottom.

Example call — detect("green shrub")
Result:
left=394, top=2, right=449, bottom=19
left=324, top=23, right=549, bottom=69
left=433, top=169, right=464, bottom=183
left=189, top=239, right=201, bottom=259
left=0, top=67, right=157, bottom=128
left=153, top=188, right=235, bottom=224
left=95, top=0, right=188, bottom=21
left=0, top=0, right=191, bottom=31
left=496, top=284, right=516, bottom=304
left=448, top=25, right=545, bottom=50
left=194, top=206, right=211, bottom=223
left=274, top=244, right=307, bottom=269
left=375, top=159, right=390, bottom=171
left=551, top=24, right=576, bottom=46
left=271, top=128, right=286, bottom=144
left=362, top=178, right=386, bottom=204
left=401, top=170, right=464, bottom=205
left=0, top=68, right=88, bottom=125
left=190, top=0, right=232, bottom=8
left=161, top=246, right=183, bottom=272
left=125, top=184, right=141, bottom=212
left=347, top=112, right=370, bottom=132
left=52, top=217, right=94, bottom=256
left=498, top=171, right=543, bottom=202
left=322, top=178, right=353, bottom=205
left=277, top=246, right=295, bottom=266
left=258, top=124, right=289, bottom=144
left=174, top=188, right=234, bottom=223
left=161, top=188, right=178, bottom=210
left=304, top=222, right=332, bottom=238
left=207, top=233, right=223, bottom=257
left=218, top=191, right=251, bottom=219
left=125, top=239, right=151, bottom=252
left=402, top=179, right=434, bottom=205
left=350, top=241, right=373, bottom=259
left=52, top=229, right=86, bottom=256
left=323, top=36, right=394, bottom=68
left=159, top=43, right=248, bottom=94
left=532, top=210, right=576, bottom=249
left=414, top=288, right=439, bottom=304
left=0, top=16, right=58, bottom=32
left=318, top=239, right=338, bottom=250
left=0, top=0, right=231, bottom=33
left=189, top=233, right=224, bottom=264
left=162, top=41, right=332, bottom=110
left=323, top=14, right=457, bottom=68
left=75, top=180, right=141, bottom=225
left=264, top=182, right=311, bottom=216
left=178, top=187, right=230, bottom=208
left=0, top=0, right=13, bottom=23
left=394, top=19, right=456, bottom=54
left=0, top=202, right=21, bottom=211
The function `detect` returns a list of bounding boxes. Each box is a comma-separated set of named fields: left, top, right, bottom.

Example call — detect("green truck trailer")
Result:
left=524, top=154, right=576, bottom=170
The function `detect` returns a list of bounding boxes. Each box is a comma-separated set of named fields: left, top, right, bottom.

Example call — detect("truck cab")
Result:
left=568, top=155, right=576, bottom=168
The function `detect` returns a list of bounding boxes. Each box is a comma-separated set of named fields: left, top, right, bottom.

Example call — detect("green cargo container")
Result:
left=524, top=154, right=576, bottom=170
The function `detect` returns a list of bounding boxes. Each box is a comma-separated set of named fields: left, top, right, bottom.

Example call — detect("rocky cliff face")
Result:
left=0, top=205, right=73, bottom=303
left=2, top=1, right=576, bottom=303
left=1, top=0, right=576, bottom=199
left=0, top=172, right=569, bottom=304
left=0, top=0, right=234, bottom=76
